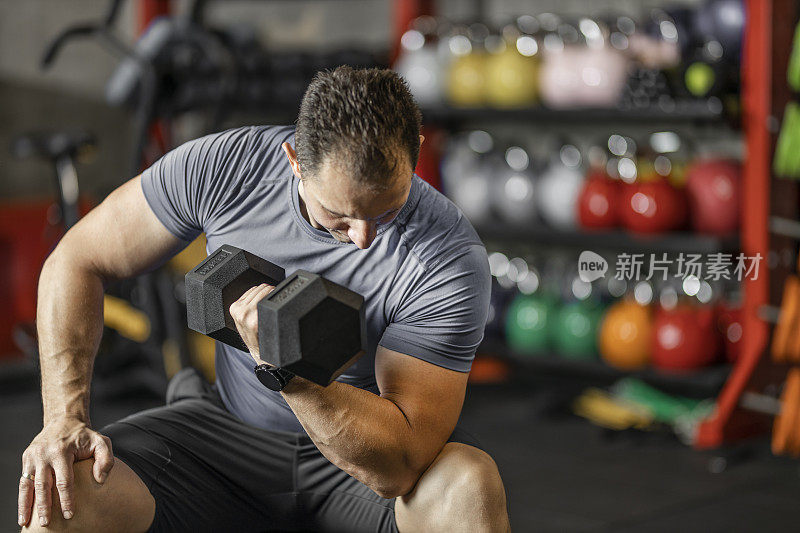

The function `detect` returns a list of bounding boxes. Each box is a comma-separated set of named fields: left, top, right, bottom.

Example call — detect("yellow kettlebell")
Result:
left=485, top=33, right=539, bottom=107
left=446, top=33, right=487, bottom=107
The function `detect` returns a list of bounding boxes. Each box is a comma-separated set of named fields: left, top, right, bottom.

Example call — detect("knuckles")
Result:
left=46, top=443, right=67, bottom=458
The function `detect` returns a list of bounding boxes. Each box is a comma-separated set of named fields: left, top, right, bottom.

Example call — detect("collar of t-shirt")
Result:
left=287, top=171, right=423, bottom=245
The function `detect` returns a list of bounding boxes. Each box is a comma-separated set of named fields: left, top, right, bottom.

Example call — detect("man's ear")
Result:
left=282, top=142, right=302, bottom=179
left=419, top=134, right=425, bottom=148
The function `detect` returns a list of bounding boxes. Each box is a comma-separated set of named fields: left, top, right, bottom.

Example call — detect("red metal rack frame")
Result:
left=695, top=0, right=772, bottom=448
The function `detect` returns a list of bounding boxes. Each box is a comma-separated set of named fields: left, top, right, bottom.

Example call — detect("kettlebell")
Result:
left=505, top=292, right=557, bottom=356
left=494, top=145, right=539, bottom=226
left=652, top=303, right=720, bottom=372
left=394, top=16, right=445, bottom=107
left=685, top=157, right=740, bottom=235
left=598, top=298, right=653, bottom=370
left=619, top=175, right=687, bottom=235
left=578, top=168, right=620, bottom=230
left=446, top=23, right=489, bottom=107
left=537, top=141, right=584, bottom=229
left=441, top=131, right=496, bottom=225
left=553, top=299, right=604, bottom=360
left=485, top=18, right=539, bottom=107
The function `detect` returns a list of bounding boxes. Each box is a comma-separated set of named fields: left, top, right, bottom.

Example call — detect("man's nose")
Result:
left=348, top=220, right=377, bottom=249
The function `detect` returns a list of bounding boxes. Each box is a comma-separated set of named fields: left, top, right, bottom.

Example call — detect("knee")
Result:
left=398, top=443, right=509, bottom=532
left=440, top=444, right=507, bottom=513
left=23, top=460, right=97, bottom=532
left=22, top=458, right=154, bottom=533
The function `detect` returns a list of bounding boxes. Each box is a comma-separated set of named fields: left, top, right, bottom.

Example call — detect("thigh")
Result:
left=102, top=392, right=300, bottom=532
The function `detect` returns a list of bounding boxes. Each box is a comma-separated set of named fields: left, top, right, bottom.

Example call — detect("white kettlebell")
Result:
left=537, top=142, right=584, bottom=229
left=394, top=16, right=444, bottom=107
left=495, top=145, right=538, bottom=226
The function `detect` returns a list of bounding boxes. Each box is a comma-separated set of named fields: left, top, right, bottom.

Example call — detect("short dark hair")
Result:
left=295, top=66, right=422, bottom=188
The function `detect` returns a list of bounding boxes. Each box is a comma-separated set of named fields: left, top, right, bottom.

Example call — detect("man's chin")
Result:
left=328, top=230, right=351, bottom=244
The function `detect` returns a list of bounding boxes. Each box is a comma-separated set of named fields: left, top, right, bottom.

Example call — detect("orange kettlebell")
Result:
left=598, top=299, right=653, bottom=370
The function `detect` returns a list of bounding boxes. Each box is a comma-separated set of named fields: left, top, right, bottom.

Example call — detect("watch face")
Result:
left=255, top=366, right=283, bottom=391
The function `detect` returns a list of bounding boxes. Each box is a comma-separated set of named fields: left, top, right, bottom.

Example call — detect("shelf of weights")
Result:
left=430, top=133, right=743, bottom=396
left=409, top=48, right=753, bottom=419
left=467, top=211, right=739, bottom=396
left=453, top=1, right=783, bottom=451
left=425, top=104, right=742, bottom=397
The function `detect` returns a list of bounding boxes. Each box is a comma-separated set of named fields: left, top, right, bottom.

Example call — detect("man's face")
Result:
left=293, top=150, right=413, bottom=249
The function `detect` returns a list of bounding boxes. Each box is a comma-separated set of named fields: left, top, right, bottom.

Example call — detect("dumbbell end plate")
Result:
left=258, top=271, right=366, bottom=385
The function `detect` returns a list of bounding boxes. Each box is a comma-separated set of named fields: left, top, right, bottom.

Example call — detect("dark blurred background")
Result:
left=2, top=0, right=800, bottom=530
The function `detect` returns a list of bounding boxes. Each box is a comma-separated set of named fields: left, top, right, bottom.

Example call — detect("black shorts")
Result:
left=101, top=368, right=483, bottom=533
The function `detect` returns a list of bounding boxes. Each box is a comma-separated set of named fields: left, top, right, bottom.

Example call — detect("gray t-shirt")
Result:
left=141, top=125, right=490, bottom=432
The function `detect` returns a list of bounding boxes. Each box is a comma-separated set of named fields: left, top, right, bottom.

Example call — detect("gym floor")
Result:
left=2, top=380, right=799, bottom=532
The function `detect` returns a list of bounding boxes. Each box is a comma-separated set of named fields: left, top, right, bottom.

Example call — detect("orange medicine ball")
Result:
left=598, top=299, right=653, bottom=370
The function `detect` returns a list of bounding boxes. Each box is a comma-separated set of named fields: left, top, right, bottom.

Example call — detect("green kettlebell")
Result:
left=552, top=300, right=604, bottom=360
left=788, top=22, right=800, bottom=92
left=505, top=293, right=556, bottom=356
left=775, top=102, right=800, bottom=179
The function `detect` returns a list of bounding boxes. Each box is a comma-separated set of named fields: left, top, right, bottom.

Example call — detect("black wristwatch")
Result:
left=254, top=364, right=295, bottom=391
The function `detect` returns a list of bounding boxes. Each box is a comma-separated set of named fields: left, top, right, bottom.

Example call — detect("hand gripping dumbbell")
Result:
left=185, top=245, right=366, bottom=386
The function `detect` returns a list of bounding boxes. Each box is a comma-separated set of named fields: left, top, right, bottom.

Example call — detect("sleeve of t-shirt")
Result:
left=140, top=126, right=256, bottom=242
left=378, top=243, right=491, bottom=373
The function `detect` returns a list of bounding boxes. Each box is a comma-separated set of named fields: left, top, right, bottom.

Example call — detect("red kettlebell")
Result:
left=578, top=169, right=620, bottom=230
left=715, top=302, right=743, bottom=363
left=616, top=180, right=635, bottom=226
left=620, top=177, right=687, bottom=234
left=685, top=158, right=740, bottom=236
left=652, top=304, right=720, bottom=371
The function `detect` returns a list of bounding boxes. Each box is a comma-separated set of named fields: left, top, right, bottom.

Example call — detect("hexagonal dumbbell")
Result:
left=185, top=245, right=366, bottom=386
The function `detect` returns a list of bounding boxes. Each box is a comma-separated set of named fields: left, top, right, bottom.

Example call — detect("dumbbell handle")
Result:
left=186, top=245, right=285, bottom=352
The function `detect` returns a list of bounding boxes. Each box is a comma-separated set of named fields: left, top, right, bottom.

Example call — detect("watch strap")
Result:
left=254, top=364, right=295, bottom=391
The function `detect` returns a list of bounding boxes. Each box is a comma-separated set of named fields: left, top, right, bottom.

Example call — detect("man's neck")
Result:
left=297, top=180, right=323, bottom=231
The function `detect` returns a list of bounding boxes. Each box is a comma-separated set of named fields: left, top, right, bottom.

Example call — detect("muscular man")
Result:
left=18, top=67, right=509, bottom=532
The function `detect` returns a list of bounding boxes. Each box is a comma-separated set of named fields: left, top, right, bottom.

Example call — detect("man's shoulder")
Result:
left=193, top=124, right=294, bottom=191
left=244, top=124, right=296, bottom=149
left=401, top=178, right=486, bottom=272
left=177, top=125, right=294, bottom=164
